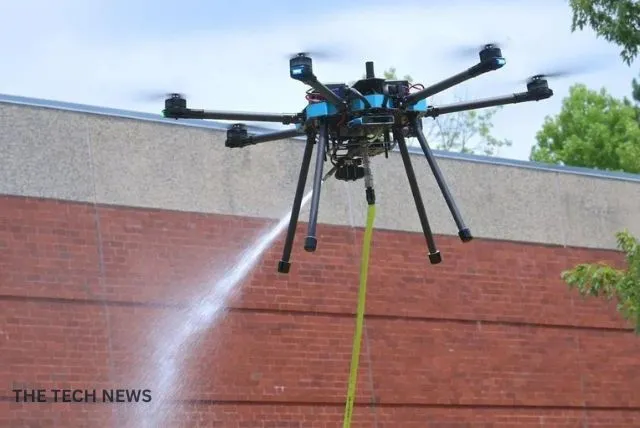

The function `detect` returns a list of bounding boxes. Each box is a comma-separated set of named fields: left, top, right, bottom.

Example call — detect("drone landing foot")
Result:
left=304, top=121, right=328, bottom=253
left=410, top=116, right=473, bottom=244
left=304, top=236, right=317, bottom=252
left=394, top=127, right=442, bottom=265
left=277, top=260, right=291, bottom=274
left=277, top=132, right=316, bottom=274
left=459, top=228, right=473, bottom=242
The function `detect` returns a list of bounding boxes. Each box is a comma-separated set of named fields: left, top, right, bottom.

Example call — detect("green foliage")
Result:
left=428, top=106, right=511, bottom=156
left=530, top=83, right=640, bottom=173
left=382, top=67, right=412, bottom=83
left=380, top=68, right=511, bottom=156
left=562, top=230, right=640, bottom=333
left=568, top=0, right=640, bottom=65
left=632, top=74, right=640, bottom=121
left=536, top=0, right=640, bottom=334
left=633, top=75, right=640, bottom=104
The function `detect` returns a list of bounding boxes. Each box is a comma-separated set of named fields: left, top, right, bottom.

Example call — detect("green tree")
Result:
left=562, top=230, right=640, bottom=333
left=534, top=1, right=640, bottom=334
left=530, top=83, right=640, bottom=173
left=532, top=80, right=640, bottom=332
left=567, top=0, right=640, bottom=65
left=381, top=67, right=412, bottom=83
left=566, top=0, right=640, bottom=126
left=379, top=67, right=512, bottom=156
left=632, top=75, right=640, bottom=121
left=633, top=76, right=640, bottom=103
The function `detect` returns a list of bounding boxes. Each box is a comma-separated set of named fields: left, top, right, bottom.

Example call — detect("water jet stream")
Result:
left=132, top=185, right=322, bottom=427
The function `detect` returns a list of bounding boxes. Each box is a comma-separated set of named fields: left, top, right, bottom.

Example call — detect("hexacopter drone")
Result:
left=161, top=44, right=554, bottom=273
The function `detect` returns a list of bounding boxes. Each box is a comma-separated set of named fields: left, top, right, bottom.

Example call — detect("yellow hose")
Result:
left=342, top=203, right=376, bottom=428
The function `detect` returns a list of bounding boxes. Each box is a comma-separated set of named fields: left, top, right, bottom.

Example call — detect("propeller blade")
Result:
left=131, top=90, right=188, bottom=103
left=528, top=70, right=573, bottom=80
left=517, top=55, right=611, bottom=84
left=284, top=44, right=347, bottom=61
left=449, top=40, right=509, bottom=59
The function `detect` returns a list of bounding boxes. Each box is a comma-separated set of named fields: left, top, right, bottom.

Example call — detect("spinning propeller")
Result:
left=516, top=57, right=611, bottom=85
left=131, top=90, right=188, bottom=103
left=284, top=44, right=348, bottom=61
left=451, top=39, right=610, bottom=86
left=129, top=46, right=345, bottom=104
left=450, top=40, right=510, bottom=59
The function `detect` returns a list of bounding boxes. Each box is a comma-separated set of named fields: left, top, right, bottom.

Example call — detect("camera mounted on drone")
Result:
left=161, top=42, right=564, bottom=273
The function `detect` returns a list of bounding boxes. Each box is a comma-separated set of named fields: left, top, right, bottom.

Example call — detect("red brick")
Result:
left=1, top=195, right=638, bottom=426
left=4, top=302, right=639, bottom=407
left=2, top=402, right=640, bottom=427
left=0, top=301, right=112, bottom=392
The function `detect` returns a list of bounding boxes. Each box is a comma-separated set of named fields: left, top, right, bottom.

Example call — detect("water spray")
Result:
left=135, top=166, right=337, bottom=427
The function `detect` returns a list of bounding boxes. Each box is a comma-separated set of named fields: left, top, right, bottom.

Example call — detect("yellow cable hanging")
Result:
left=342, top=202, right=376, bottom=428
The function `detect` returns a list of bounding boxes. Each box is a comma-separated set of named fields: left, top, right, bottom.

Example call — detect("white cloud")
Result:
left=0, top=0, right=637, bottom=160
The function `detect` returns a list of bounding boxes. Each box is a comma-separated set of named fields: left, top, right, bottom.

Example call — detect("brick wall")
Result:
left=1, top=194, right=640, bottom=427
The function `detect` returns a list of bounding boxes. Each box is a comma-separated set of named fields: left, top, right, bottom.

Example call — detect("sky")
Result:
left=1, top=0, right=638, bottom=161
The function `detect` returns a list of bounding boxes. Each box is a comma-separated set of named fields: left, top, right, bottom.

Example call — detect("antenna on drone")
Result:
left=365, top=61, right=375, bottom=79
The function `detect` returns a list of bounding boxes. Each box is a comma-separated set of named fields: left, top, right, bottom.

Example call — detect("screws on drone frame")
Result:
left=525, top=77, right=553, bottom=98
left=225, top=123, right=249, bottom=148
left=164, top=93, right=186, bottom=109
left=479, top=44, right=503, bottom=65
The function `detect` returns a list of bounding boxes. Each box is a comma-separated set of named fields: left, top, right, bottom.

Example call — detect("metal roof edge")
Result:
left=2, top=92, right=639, bottom=184
left=0, top=92, right=277, bottom=135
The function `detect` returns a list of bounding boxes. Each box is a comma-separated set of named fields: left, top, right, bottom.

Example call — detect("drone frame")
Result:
left=162, top=44, right=554, bottom=273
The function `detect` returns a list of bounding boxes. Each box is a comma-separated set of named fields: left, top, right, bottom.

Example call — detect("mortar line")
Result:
left=3, top=395, right=637, bottom=412
left=1, top=293, right=634, bottom=333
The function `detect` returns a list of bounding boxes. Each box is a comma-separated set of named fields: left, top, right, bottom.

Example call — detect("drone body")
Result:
left=162, top=44, right=554, bottom=273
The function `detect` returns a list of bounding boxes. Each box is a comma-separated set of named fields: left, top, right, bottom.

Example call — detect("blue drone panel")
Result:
left=305, top=94, right=428, bottom=120
left=407, top=99, right=428, bottom=111
left=351, top=94, right=387, bottom=111
left=305, top=102, right=337, bottom=119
